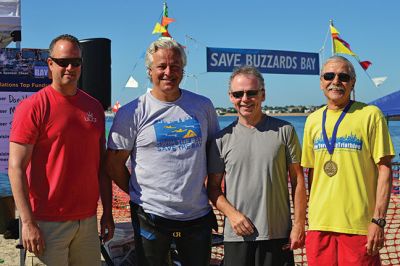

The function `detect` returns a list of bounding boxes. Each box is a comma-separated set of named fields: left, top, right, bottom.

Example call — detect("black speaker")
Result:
left=78, top=38, right=111, bottom=110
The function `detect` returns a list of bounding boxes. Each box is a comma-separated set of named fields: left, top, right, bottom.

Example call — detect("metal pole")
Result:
left=16, top=0, right=21, bottom=49
left=329, top=19, right=334, bottom=56
left=18, top=218, right=25, bottom=266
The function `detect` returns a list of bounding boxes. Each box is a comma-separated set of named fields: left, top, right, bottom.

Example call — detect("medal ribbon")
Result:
left=322, top=101, right=353, bottom=155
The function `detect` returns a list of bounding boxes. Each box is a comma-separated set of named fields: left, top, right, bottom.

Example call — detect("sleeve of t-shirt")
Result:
left=286, top=125, right=302, bottom=164
left=107, top=103, right=136, bottom=151
left=369, top=109, right=395, bottom=164
left=207, top=137, right=225, bottom=174
left=301, top=117, right=315, bottom=168
left=9, top=99, right=40, bottom=144
left=206, top=99, right=220, bottom=139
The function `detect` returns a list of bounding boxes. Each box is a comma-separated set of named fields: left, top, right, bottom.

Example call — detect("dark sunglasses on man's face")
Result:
left=322, top=72, right=351, bottom=82
left=230, top=90, right=261, bottom=99
left=50, top=57, right=82, bottom=68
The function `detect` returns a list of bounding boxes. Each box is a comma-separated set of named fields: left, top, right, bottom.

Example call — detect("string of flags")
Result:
left=329, top=21, right=387, bottom=87
left=115, top=2, right=177, bottom=111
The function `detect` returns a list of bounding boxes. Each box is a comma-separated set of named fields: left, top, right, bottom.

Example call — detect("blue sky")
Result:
left=20, top=0, right=400, bottom=108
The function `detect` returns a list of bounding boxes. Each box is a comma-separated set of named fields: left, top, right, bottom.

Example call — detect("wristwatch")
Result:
left=371, top=218, right=386, bottom=228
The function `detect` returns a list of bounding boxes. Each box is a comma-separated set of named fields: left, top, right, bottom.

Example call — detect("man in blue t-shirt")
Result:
left=105, top=38, right=219, bottom=266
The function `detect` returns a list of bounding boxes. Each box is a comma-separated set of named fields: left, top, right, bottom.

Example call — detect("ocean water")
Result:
left=106, top=115, right=400, bottom=161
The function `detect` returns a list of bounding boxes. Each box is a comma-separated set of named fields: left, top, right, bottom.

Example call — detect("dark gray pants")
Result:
left=130, top=202, right=213, bottom=266
left=224, top=239, right=294, bottom=266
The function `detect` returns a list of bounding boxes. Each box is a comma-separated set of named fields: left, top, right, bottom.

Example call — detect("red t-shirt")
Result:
left=10, top=85, right=105, bottom=221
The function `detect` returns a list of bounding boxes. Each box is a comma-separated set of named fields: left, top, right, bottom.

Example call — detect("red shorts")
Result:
left=306, top=231, right=381, bottom=266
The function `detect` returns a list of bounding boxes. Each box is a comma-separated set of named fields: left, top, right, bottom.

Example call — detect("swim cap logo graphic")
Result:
left=154, top=116, right=202, bottom=152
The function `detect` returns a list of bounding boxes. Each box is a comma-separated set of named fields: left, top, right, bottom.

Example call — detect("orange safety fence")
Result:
left=98, top=162, right=400, bottom=265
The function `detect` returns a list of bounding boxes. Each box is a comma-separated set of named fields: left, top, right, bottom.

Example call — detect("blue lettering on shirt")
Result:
left=314, top=133, right=363, bottom=151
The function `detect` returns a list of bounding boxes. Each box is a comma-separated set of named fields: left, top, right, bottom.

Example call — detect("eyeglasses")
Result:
left=50, top=57, right=82, bottom=67
left=322, top=72, right=351, bottom=82
left=230, top=90, right=261, bottom=99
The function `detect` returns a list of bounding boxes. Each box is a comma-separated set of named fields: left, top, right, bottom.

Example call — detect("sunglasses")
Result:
left=50, top=57, right=82, bottom=67
left=230, top=90, right=261, bottom=99
left=322, top=72, right=351, bottom=82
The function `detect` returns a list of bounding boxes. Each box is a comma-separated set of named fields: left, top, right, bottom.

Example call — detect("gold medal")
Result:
left=321, top=101, right=353, bottom=178
left=324, top=160, right=338, bottom=177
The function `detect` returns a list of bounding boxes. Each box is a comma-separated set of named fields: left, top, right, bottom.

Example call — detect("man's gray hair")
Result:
left=145, top=38, right=187, bottom=69
left=322, top=55, right=356, bottom=79
left=228, top=65, right=265, bottom=92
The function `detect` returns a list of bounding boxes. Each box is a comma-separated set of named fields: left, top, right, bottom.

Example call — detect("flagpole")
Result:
left=330, top=19, right=335, bottom=56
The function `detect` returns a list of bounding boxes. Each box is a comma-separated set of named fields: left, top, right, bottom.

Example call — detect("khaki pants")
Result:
left=26, top=216, right=100, bottom=266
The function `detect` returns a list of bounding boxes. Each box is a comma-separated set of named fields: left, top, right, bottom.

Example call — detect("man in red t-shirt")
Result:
left=8, top=34, right=114, bottom=265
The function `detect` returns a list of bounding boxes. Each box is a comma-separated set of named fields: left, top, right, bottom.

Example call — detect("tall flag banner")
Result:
left=152, top=2, right=175, bottom=38
left=161, top=2, right=171, bottom=37
left=330, top=25, right=356, bottom=56
left=329, top=21, right=386, bottom=87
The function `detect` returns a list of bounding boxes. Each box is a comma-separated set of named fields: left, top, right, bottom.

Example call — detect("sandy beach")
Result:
left=0, top=235, right=19, bottom=266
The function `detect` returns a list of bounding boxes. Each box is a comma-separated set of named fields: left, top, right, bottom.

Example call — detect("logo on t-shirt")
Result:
left=154, top=116, right=202, bottom=152
left=84, top=112, right=97, bottom=123
left=314, top=133, right=363, bottom=151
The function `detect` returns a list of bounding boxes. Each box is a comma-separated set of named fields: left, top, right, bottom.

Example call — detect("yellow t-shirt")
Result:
left=301, top=101, right=395, bottom=235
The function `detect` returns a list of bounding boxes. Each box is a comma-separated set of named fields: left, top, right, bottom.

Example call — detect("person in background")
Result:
left=302, top=55, right=395, bottom=266
left=8, top=34, right=114, bottom=265
left=207, top=65, right=307, bottom=266
left=105, top=38, right=220, bottom=266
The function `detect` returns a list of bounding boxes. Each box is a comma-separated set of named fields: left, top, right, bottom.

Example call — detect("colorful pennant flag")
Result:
left=125, top=76, right=139, bottom=88
left=371, top=76, right=388, bottom=87
left=112, top=101, right=121, bottom=113
left=359, top=61, right=372, bottom=71
left=330, top=24, right=372, bottom=70
left=161, top=16, right=175, bottom=26
left=152, top=22, right=167, bottom=34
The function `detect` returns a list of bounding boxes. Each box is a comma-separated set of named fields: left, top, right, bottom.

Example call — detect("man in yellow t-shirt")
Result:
left=301, top=56, right=395, bottom=266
